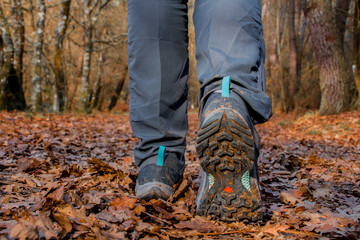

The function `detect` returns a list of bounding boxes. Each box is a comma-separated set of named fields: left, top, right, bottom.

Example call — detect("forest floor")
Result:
left=0, top=110, right=359, bottom=239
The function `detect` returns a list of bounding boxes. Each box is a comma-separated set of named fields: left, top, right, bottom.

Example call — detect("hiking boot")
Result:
left=195, top=77, right=263, bottom=222
left=135, top=146, right=184, bottom=200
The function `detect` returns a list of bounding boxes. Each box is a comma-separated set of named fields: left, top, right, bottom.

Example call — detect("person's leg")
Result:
left=193, top=0, right=272, bottom=221
left=194, top=0, right=272, bottom=123
left=128, top=0, right=189, bottom=199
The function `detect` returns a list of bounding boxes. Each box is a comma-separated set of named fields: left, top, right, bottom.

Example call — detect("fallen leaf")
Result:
left=263, top=222, right=290, bottom=236
left=52, top=211, right=72, bottom=236
left=175, top=216, right=226, bottom=233
left=280, top=191, right=301, bottom=205
left=110, top=196, right=137, bottom=210
left=134, top=205, right=146, bottom=215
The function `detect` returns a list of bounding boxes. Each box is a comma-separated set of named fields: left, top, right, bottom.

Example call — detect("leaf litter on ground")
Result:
left=0, top=111, right=359, bottom=239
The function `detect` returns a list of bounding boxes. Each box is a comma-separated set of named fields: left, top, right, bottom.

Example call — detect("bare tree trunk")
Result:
left=10, top=0, right=25, bottom=83
left=42, top=53, right=53, bottom=109
left=54, top=0, right=71, bottom=112
left=263, top=0, right=272, bottom=79
left=31, top=0, right=46, bottom=112
left=78, top=1, right=93, bottom=113
left=67, top=34, right=83, bottom=110
left=78, top=0, right=111, bottom=113
left=0, top=6, right=14, bottom=110
left=295, top=0, right=304, bottom=73
left=29, top=0, right=36, bottom=32
left=91, top=53, right=103, bottom=109
left=303, top=0, right=354, bottom=115
left=354, top=0, right=360, bottom=104
left=297, top=1, right=307, bottom=78
left=289, top=0, right=300, bottom=109
left=289, top=0, right=298, bottom=78
left=0, top=4, right=26, bottom=111
left=108, top=66, right=128, bottom=111
left=78, top=26, right=92, bottom=112
left=276, top=0, right=289, bottom=112
left=335, top=0, right=351, bottom=52
left=96, top=87, right=105, bottom=111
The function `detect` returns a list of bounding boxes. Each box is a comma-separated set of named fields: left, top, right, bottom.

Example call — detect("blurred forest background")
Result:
left=0, top=0, right=359, bottom=115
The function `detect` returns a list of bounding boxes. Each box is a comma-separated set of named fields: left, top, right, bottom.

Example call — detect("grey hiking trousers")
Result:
left=128, top=0, right=272, bottom=167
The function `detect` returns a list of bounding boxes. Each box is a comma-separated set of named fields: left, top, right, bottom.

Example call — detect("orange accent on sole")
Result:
left=224, top=186, right=233, bottom=193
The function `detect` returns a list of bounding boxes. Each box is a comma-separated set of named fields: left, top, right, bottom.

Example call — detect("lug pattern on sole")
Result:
left=196, top=112, right=262, bottom=222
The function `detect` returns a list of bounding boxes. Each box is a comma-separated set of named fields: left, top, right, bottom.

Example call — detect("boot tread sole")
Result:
left=196, top=111, right=262, bottom=222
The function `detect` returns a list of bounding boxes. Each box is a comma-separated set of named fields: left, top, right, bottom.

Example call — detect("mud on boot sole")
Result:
left=196, top=110, right=262, bottom=222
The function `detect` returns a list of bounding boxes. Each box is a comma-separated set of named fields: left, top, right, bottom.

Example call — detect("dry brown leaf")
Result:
left=52, top=211, right=72, bottom=235
left=312, top=185, right=332, bottom=199
left=46, top=185, right=65, bottom=202
left=175, top=216, right=226, bottom=233
left=168, top=178, right=190, bottom=202
left=110, top=196, right=137, bottom=210
left=263, top=222, right=290, bottom=236
left=9, top=222, right=38, bottom=240
left=134, top=205, right=146, bottom=215
left=96, top=211, right=122, bottom=223
left=280, top=191, right=301, bottom=205
left=91, top=226, right=107, bottom=240
left=135, top=220, right=160, bottom=233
